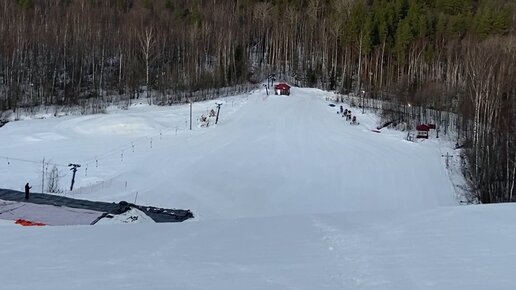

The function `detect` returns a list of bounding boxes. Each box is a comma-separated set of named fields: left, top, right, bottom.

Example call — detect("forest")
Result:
left=0, top=0, right=515, bottom=203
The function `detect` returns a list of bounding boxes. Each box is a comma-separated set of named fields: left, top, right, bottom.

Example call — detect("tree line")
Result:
left=0, top=0, right=515, bottom=203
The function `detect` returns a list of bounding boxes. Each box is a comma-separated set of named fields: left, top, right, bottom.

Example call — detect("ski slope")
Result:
left=1, top=205, right=515, bottom=289
left=2, top=87, right=454, bottom=218
left=1, top=87, right=513, bottom=289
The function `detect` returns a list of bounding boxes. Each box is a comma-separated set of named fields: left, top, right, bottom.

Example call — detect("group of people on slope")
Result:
left=339, top=106, right=358, bottom=125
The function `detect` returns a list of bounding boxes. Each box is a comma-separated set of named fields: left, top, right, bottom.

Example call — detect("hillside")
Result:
left=2, top=87, right=508, bottom=289
left=0, top=87, right=455, bottom=218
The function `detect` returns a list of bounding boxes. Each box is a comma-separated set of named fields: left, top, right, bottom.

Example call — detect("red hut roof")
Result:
left=274, top=83, right=291, bottom=90
left=416, top=124, right=430, bottom=131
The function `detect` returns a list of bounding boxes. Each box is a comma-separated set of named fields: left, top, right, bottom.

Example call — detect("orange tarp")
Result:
left=15, top=219, right=46, bottom=227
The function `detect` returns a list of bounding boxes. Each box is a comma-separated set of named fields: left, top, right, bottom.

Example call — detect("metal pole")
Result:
left=357, top=32, right=362, bottom=97
left=68, top=164, right=81, bottom=191
left=215, top=103, right=222, bottom=124
left=362, top=90, right=365, bottom=114
left=189, top=101, right=192, bottom=130
left=70, top=169, right=76, bottom=191
left=41, top=158, right=45, bottom=193
left=441, top=153, right=452, bottom=169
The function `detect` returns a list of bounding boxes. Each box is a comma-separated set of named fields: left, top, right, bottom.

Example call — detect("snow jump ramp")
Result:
left=0, top=188, right=194, bottom=225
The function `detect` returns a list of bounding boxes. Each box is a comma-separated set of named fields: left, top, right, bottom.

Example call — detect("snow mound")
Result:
left=96, top=208, right=154, bottom=225
left=61, top=115, right=163, bottom=136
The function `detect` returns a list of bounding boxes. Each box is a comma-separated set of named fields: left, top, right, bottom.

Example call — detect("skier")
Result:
left=340, top=105, right=343, bottom=114
left=24, top=182, right=32, bottom=200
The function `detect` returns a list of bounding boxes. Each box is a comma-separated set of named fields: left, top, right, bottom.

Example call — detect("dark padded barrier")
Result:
left=0, top=189, right=194, bottom=223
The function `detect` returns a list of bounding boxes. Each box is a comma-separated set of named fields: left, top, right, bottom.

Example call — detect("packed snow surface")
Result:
left=0, top=88, right=455, bottom=218
left=0, top=87, right=512, bottom=289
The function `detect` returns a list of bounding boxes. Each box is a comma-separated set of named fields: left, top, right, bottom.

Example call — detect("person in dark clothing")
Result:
left=25, top=183, right=32, bottom=200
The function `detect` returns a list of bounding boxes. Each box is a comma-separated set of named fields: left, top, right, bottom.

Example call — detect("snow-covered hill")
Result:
left=1, top=87, right=454, bottom=218
left=1, top=87, right=512, bottom=289
left=1, top=204, right=515, bottom=289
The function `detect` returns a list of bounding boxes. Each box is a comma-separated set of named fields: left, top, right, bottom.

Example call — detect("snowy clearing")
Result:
left=0, top=86, right=512, bottom=289
left=1, top=87, right=454, bottom=218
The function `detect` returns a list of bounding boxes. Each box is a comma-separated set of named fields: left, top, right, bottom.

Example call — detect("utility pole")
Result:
left=357, top=31, right=363, bottom=98
left=267, top=73, right=276, bottom=89
left=441, top=153, right=453, bottom=169
left=30, top=82, right=34, bottom=104
left=215, top=103, right=222, bottom=124
left=68, top=163, right=81, bottom=191
left=41, top=158, right=45, bottom=193
left=189, top=100, right=192, bottom=130
left=361, top=90, right=365, bottom=114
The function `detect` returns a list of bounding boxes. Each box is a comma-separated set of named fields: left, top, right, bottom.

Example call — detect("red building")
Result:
left=416, top=124, right=430, bottom=139
left=274, top=83, right=291, bottom=95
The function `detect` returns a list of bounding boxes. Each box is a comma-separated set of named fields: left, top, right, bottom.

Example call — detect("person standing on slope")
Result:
left=25, top=182, right=32, bottom=200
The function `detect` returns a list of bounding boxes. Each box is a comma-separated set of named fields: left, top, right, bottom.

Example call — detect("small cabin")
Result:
left=416, top=124, right=430, bottom=139
left=274, top=83, right=291, bottom=96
